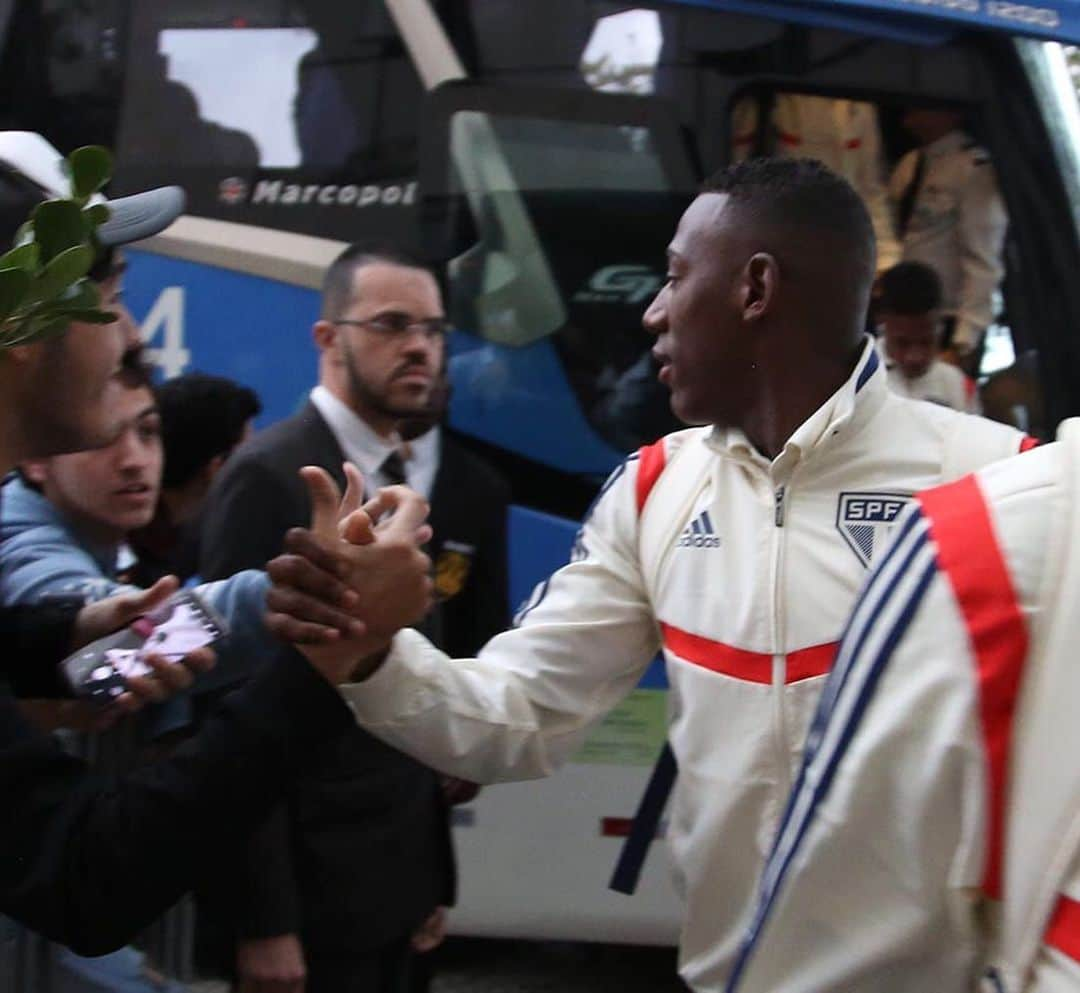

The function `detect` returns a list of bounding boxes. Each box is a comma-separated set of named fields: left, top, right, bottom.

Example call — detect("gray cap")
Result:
left=0, top=131, right=185, bottom=247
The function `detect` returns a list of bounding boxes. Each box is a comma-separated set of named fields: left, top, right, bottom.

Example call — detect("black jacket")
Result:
left=0, top=602, right=351, bottom=957
left=199, top=403, right=508, bottom=954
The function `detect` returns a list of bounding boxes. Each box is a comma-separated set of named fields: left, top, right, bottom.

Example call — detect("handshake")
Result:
left=263, top=464, right=436, bottom=685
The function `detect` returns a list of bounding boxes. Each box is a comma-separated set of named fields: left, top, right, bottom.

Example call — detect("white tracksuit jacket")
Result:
left=341, top=339, right=1029, bottom=991
left=727, top=426, right=1080, bottom=993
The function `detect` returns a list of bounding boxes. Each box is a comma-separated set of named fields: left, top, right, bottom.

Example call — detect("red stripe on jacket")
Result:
left=660, top=623, right=836, bottom=685
left=1046, top=894, right=1080, bottom=963
left=635, top=440, right=668, bottom=514
left=917, top=475, right=1029, bottom=901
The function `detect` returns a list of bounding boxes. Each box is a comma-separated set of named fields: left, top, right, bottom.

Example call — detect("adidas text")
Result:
left=678, top=533, right=721, bottom=548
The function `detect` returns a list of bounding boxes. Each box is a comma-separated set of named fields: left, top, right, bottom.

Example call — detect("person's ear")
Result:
left=741, top=253, right=779, bottom=323
left=19, top=460, right=50, bottom=487
left=312, top=320, right=339, bottom=353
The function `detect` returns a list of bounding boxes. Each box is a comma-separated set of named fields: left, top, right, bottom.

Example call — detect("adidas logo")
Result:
left=677, top=510, right=721, bottom=548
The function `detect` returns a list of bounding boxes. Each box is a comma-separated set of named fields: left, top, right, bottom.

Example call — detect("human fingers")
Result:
left=73, top=575, right=181, bottom=648
left=265, top=585, right=366, bottom=640
left=121, top=673, right=168, bottom=705
left=265, top=610, right=345, bottom=646
left=339, top=509, right=376, bottom=545
left=178, top=647, right=216, bottom=674
left=299, top=465, right=343, bottom=539
left=141, top=654, right=197, bottom=693
left=120, top=575, right=180, bottom=620
left=340, top=462, right=365, bottom=521
left=267, top=552, right=360, bottom=609
left=375, top=486, right=431, bottom=539
left=281, top=528, right=352, bottom=582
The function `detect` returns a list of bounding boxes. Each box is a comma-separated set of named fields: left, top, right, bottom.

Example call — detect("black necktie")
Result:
left=380, top=449, right=407, bottom=487
left=896, top=150, right=926, bottom=240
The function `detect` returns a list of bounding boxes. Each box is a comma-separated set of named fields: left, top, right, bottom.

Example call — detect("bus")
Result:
left=7, top=0, right=1080, bottom=947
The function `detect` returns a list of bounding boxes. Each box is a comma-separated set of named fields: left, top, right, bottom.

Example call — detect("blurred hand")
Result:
left=71, top=576, right=216, bottom=716
left=264, top=464, right=434, bottom=684
left=236, top=933, right=306, bottom=993
left=411, top=906, right=448, bottom=954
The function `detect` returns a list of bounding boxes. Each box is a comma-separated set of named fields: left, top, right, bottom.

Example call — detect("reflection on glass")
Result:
left=160, top=28, right=318, bottom=167
left=581, top=9, right=663, bottom=95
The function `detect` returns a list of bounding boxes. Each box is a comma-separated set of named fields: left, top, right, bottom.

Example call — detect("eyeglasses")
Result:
left=332, top=313, right=450, bottom=340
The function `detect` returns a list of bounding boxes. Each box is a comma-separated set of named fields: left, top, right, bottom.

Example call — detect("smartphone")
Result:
left=60, top=589, right=229, bottom=704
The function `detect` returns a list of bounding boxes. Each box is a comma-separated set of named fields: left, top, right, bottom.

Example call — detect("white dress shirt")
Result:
left=309, top=385, right=440, bottom=499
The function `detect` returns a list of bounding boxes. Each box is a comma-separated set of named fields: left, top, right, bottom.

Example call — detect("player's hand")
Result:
left=71, top=576, right=216, bottom=714
left=264, top=464, right=434, bottom=684
left=236, top=933, right=306, bottom=993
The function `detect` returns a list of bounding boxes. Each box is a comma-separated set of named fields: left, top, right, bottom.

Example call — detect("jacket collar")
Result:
left=706, top=336, right=887, bottom=474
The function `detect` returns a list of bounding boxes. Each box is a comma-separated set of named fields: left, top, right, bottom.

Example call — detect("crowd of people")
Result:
left=0, top=103, right=1076, bottom=993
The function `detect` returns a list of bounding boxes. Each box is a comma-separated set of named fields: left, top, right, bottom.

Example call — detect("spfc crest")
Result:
left=836, top=491, right=912, bottom=568
left=434, top=541, right=476, bottom=600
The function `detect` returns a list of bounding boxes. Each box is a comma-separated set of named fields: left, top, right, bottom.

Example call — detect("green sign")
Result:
left=574, top=688, right=667, bottom=766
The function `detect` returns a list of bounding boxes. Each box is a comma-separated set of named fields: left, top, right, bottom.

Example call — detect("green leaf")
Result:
left=0, top=267, right=32, bottom=323
left=32, top=200, right=86, bottom=263
left=82, top=203, right=110, bottom=228
left=0, top=243, right=39, bottom=272
left=68, top=146, right=112, bottom=200
left=57, top=280, right=101, bottom=310
left=34, top=244, right=94, bottom=301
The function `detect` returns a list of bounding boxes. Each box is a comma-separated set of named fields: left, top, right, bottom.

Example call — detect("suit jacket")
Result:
left=199, top=402, right=507, bottom=955
left=426, top=431, right=511, bottom=658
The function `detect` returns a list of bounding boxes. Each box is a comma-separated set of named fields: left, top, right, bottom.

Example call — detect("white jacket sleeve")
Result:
left=339, top=457, right=662, bottom=784
left=1027, top=855, right=1080, bottom=992
left=727, top=506, right=987, bottom=993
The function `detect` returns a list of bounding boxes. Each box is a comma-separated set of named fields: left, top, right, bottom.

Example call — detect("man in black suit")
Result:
left=200, top=245, right=509, bottom=993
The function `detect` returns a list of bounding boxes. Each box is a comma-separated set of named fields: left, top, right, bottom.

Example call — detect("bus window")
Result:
left=421, top=83, right=697, bottom=460
left=112, top=0, right=425, bottom=243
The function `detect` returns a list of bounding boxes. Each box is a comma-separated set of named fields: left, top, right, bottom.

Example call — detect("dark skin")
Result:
left=644, top=192, right=870, bottom=459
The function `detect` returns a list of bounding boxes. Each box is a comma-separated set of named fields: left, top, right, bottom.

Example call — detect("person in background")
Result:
left=129, top=372, right=261, bottom=586
left=199, top=245, right=461, bottom=993
left=732, top=92, right=899, bottom=272
left=0, top=131, right=430, bottom=958
left=876, top=261, right=978, bottom=413
left=1, top=368, right=261, bottom=993
left=889, top=107, right=1008, bottom=373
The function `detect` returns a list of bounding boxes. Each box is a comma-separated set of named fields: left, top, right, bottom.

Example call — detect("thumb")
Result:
left=339, top=463, right=365, bottom=523
left=112, top=575, right=179, bottom=625
left=301, top=466, right=343, bottom=539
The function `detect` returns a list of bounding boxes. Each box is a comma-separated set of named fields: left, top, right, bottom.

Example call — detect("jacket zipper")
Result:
left=771, top=480, right=792, bottom=801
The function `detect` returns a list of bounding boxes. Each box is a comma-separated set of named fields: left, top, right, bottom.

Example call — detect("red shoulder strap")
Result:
left=917, top=475, right=1029, bottom=901
left=635, top=440, right=668, bottom=515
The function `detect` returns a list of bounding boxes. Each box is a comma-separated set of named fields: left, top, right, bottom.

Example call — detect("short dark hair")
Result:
left=877, top=261, right=944, bottom=316
left=320, top=243, right=434, bottom=320
left=154, top=373, right=261, bottom=489
left=701, top=157, right=877, bottom=276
